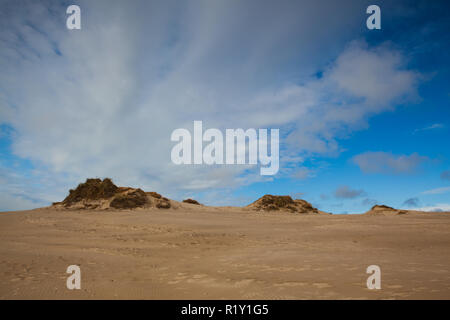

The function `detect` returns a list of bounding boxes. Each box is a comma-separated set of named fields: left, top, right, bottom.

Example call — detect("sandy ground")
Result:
left=0, top=207, right=449, bottom=299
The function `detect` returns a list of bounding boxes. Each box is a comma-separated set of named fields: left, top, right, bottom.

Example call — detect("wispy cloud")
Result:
left=362, top=198, right=378, bottom=206
left=422, top=186, right=450, bottom=195
left=441, top=170, right=450, bottom=181
left=413, top=123, right=445, bottom=134
left=402, top=197, right=420, bottom=207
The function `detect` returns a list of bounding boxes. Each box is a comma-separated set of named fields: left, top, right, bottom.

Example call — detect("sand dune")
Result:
left=0, top=207, right=449, bottom=299
left=0, top=179, right=449, bottom=299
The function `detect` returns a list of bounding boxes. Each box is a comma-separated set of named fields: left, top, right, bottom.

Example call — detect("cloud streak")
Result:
left=413, top=123, right=445, bottom=134
left=422, top=186, right=450, bottom=195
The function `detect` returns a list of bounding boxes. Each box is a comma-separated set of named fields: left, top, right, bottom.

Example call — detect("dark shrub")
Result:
left=110, top=189, right=148, bottom=209
left=183, top=198, right=201, bottom=205
left=63, top=178, right=118, bottom=205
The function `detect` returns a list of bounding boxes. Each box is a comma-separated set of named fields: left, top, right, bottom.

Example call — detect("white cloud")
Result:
left=282, top=40, right=420, bottom=155
left=335, top=185, right=366, bottom=199
left=291, top=167, right=311, bottom=180
left=0, top=193, right=40, bottom=212
left=0, top=1, right=422, bottom=208
left=411, top=204, right=450, bottom=212
left=353, top=152, right=427, bottom=174
left=329, top=41, right=419, bottom=105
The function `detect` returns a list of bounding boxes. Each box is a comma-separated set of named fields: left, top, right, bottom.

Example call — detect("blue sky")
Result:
left=0, top=0, right=449, bottom=213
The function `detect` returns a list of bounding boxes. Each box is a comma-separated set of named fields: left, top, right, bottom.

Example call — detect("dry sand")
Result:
left=0, top=206, right=449, bottom=299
